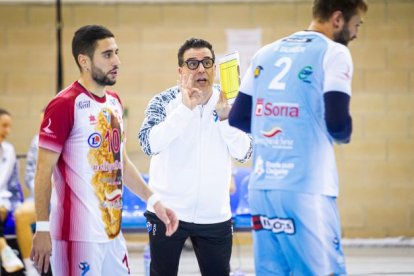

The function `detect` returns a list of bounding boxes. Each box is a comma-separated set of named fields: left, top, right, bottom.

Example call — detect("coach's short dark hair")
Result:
left=177, top=38, right=215, bottom=67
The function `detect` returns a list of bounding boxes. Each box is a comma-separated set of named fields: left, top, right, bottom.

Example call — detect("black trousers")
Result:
left=144, top=211, right=233, bottom=276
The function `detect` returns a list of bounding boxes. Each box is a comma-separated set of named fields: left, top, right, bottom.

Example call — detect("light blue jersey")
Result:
left=239, top=31, right=354, bottom=275
left=240, top=31, right=353, bottom=197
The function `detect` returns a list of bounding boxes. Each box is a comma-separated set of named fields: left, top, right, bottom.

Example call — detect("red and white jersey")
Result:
left=39, top=81, right=125, bottom=242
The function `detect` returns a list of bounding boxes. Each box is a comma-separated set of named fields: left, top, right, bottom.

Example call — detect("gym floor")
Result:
left=125, top=233, right=414, bottom=276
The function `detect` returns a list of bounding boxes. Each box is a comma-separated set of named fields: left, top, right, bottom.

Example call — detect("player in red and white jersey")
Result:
left=30, top=25, right=178, bottom=276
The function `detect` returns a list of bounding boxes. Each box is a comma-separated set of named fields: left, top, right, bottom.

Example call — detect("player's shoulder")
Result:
left=256, top=40, right=280, bottom=56
left=106, top=89, right=120, bottom=99
left=54, top=81, right=87, bottom=102
left=299, top=31, right=353, bottom=63
left=254, top=33, right=294, bottom=60
left=47, top=82, right=82, bottom=109
left=325, top=39, right=352, bottom=62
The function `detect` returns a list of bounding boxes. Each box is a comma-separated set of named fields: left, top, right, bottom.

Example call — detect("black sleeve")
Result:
left=324, top=91, right=352, bottom=144
left=228, top=92, right=252, bottom=133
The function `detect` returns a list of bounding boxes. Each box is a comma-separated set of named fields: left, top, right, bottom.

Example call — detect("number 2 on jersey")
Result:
left=268, top=57, right=292, bottom=91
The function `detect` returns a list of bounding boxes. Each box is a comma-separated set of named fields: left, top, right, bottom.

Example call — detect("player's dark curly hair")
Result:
left=313, top=0, right=368, bottom=23
left=72, top=25, right=114, bottom=70
left=0, top=108, right=11, bottom=117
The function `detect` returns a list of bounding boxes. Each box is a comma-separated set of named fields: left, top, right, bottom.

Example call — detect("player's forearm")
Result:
left=34, top=148, right=59, bottom=221
left=34, top=172, right=52, bottom=221
left=123, top=154, right=152, bottom=201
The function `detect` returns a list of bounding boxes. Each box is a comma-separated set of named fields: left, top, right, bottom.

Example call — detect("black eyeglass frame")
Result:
left=183, top=57, right=215, bottom=70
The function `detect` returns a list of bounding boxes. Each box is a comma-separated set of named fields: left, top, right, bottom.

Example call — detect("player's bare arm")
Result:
left=122, top=148, right=178, bottom=236
left=31, top=148, right=59, bottom=274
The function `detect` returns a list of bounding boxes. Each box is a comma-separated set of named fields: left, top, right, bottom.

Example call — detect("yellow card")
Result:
left=219, top=52, right=240, bottom=104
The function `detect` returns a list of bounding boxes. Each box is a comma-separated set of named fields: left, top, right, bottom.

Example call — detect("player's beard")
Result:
left=333, top=25, right=351, bottom=46
left=91, top=64, right=116, bottom=86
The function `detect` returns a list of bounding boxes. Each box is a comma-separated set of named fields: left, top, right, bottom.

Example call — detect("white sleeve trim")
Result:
left=323, top=43, right=353, bottom=96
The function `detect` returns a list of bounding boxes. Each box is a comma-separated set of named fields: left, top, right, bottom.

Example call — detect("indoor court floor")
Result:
left=125, top=233, right=414, bottom=276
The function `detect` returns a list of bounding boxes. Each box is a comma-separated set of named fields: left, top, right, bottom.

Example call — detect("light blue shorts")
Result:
left=249, top=189, right=346, bottom=276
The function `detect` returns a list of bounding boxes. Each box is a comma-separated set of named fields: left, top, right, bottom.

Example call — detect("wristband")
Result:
left=36, top=221, right=50, bottom=232
left=147, top=194, right=160, bottom=209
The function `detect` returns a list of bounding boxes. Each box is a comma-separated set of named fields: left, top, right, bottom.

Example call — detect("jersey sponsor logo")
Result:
left=254, top=132, right=294, bottom=150
left=105, top=189, right=122, bottom=202
left=109, top=98, right=117, bottom=106
left=265, top=161, right=294, bottom=179
left=88, top=132, right=102, bottom=148
left=40, top=118, right=57, bottom=139
left=298, top=65, right=313, bottom=83
left=254, top=65, right=263, bottom=78
left=255, top=98, right=264, bottom=115
left=282, top=37, right=312, bottom=43
left=255, top=98, right=299, bottom=118
left=101, top=200, right=122, bottom=209
left=92, top=160, right=122, bottom=173
left=274, top=45, right=306, bottom=54
left=42, top=118, right=53, bottom=134
left=252, top=214, right=295, bottom=234
left=100, top=176, right=122, bottom=186
left=340, top=64, right=352, bottom=81
left=342, top=71, right=351, bottom=81
left=261, top=127, right=282, bottom=138
left=79, top=261, right=90, bottom=275
left=113, top=109, right=123, bottom=124
left=254, top=155, right=295, bottom=178
left=89, top=114, right=97, bottom=125
left=101, top=189, right=123, bottom=209
left=254, top=155, right=265, bottom=176
left=76, top=100, right=90, bottom=110
left=102, top=109, right=111, bottom=123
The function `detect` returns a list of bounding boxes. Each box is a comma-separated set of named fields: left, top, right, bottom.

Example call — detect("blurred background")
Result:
left=0, top=0, right=413, bottom=239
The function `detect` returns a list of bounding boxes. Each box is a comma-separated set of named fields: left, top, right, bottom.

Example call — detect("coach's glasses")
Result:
left=184, top=58, right=215, bottom=70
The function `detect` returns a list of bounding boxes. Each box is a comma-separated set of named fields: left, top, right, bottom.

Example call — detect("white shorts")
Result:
left=51, top=233, right=130, bottom=276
